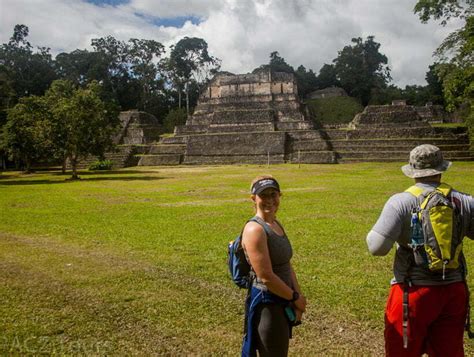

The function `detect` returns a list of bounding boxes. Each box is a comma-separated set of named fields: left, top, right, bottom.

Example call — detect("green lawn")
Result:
left=1, top=163, right=474, bottom=355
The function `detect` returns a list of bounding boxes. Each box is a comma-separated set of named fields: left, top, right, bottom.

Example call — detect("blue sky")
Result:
left=85, top=0, right=202, bottom=27
left=0, top=0, right=462, bottom=86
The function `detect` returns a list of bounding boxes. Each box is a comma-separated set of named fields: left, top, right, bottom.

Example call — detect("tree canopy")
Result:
left=333, top=36, right=391, bottom=105
left=414, top=0, right=473, bottom=136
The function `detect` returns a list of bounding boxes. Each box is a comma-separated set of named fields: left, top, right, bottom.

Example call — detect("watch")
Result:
left=290, top=290, right=300, bottom=302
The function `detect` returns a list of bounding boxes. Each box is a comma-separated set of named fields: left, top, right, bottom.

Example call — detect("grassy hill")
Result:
left=306, top=96, right=364, bottom=126
left=1, top=163, right=474, bottom=355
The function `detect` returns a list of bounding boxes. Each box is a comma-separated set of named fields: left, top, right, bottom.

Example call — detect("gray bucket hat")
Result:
left=401, top=144, right=451, bottom=178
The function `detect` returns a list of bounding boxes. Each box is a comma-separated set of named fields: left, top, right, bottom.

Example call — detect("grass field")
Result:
left=1, top=163, right=474, bottom=355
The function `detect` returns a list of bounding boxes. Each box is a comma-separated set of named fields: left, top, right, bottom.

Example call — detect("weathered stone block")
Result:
left=207, top=122, right=275, bottom=133
left=184, top=154, right=285, bottom=165
left=137, top=154, right=182, bottom=166
left=186, top=132, right=286, bottom=156
left=148, top=144, right=186, bottom=155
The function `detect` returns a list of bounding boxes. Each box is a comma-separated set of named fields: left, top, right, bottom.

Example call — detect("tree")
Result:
left=269, top=51, right=294, bottom=73
left=316, top=63, right=339, bottom=89
left=425, top=64, right=445, bottom=105
left=0, top=25, right=57, bottom=99
left=2, top=96, right=50, bottom=172
left=169, top=37, right=220, bottom=117
left=294, top=65, right=318, bottom=98
left=126, top=38, right=165, bottom=111
left=333, top=36, right=391, bottom=105
left=163, top=107, right=187, bottom=133
left=46, top=80, right=120, bottom=179
left=414, top=1, right=473, bottom=135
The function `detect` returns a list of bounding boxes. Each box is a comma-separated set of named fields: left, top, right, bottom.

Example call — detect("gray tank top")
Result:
left=250, top=216, right=293, bottom=290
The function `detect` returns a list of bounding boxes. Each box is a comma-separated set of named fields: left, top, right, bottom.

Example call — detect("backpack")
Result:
left=228, top=217, right=268, bottom=289
left=405, top=183, right=464, bottom=278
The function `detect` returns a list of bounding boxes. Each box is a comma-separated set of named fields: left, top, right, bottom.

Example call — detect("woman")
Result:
left=241, top=175, right=307, bottom=357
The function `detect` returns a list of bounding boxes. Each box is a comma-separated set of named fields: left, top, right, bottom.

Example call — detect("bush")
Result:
left=163, top=108, right=187, bottom=133
left=89, top=159, right=113, bottom=171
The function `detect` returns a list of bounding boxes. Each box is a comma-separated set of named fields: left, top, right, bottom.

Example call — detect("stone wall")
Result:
left=200, top=69, right=297, bottom=100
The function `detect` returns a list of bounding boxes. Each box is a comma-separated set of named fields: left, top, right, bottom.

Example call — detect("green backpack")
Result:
left=405, top=183, right=464, bottom=278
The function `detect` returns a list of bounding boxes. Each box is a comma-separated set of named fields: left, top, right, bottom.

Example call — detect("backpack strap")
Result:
left=405, top=183, right=452, bottom=198
left=436, top=183, right=452, bottom=196
left=250, top=216, right=273, bottom=237
left=405, top=185, right=425, bottom=198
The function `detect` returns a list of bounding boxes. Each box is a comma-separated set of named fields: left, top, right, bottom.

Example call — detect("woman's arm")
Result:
left=289, top=263, right=306, bottom=313
left=242, top=221, right=295, bottom=301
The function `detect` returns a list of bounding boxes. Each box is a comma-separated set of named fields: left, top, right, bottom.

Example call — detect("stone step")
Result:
left=323, top=127, right=468, bottom=140
left=207, top=122, right=275, bottom=133
left=287, top=130, right=325, bottom=141
left=175, top=125, right=207, bottom=135
left=290, top=140, right=330, bottom=151
left=158, top=135, right=187, bottom=145
left=338, top=156, right=474, bottom=163
left=194, top=101, right=274, bottom=113
left=184, top=154, right=285, bottom=165
left=147, top=144, right=186, bottom=155
left=136, top=154, right=182, bottom=166
left=192, top=109, right=276, bottom=125
left=336, top=150, right=474, bottom=160
left=330, top=142, right=471, bottom=151
left=287, top=151, right=336, bottom=164
left=275, top=121, right=313, bottom=131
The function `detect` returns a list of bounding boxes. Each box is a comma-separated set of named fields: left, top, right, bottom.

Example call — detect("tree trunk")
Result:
left=178, top=89, right=182, bottom=109
left=185, top=82, right=190, bottom=119
left=62, top=157, right=67, bottom=174
left=71, top=155, right=79, bottom=180
left=24, top=157, right=31, bottom=174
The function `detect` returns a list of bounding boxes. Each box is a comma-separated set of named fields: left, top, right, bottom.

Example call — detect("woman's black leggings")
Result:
left=255, top=303, right=290, bottom=357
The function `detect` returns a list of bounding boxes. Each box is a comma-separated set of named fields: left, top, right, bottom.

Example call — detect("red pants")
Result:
left=385, top=282, right=467, bottom=357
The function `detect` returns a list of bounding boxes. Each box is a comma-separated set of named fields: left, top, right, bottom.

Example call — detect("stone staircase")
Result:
left=75, top=110, right=164, bottom=169
left=318, top=107, right=474, bottom=163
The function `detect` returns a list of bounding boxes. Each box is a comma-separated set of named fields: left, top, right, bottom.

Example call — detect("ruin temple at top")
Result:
left=87, top=69, right=473, bottom=167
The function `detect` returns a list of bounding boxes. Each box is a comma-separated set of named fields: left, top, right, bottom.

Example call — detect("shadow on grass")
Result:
left=51, top=170, right=161, bottom=176
left=0, top=175, right=166, bottom=185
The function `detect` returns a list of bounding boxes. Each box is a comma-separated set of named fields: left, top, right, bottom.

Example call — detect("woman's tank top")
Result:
left=251, top=216, right=293, bottom=290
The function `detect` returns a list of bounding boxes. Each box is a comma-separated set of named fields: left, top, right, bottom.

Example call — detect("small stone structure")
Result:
left=415, top=104, right=455, bottom=123
left=349, top=104, right=428, bottom=128
left=78, top=110, right=163, bottom=168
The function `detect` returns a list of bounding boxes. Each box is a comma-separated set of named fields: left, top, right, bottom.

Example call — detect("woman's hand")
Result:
left=295, top=308, right=303, bottom=323
left=294, top=294, right=307, bottom=312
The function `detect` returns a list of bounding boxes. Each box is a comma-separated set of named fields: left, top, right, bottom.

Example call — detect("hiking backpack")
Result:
left=405, top=183, right=464, bottom=278
left=228, top=217, right=268, bottom=288
left=402, top=183, right=473, bottom=348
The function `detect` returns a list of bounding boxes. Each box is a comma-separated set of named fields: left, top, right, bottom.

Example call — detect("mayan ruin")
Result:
left=89, top=70, right=472, bottom=167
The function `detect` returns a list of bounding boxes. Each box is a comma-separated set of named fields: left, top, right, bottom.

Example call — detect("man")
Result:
left=367, top=144, right=474, bottom=356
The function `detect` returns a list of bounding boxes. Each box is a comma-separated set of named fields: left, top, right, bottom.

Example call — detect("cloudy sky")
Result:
left=0, top=0, right=462, bottom=87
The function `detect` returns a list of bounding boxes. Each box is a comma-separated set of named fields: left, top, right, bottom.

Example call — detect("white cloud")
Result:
left=0, top=0, right=461, bottom=86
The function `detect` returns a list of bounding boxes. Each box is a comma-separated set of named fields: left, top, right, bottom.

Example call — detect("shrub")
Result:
left=163, top=108, right=187, bottom=133
left=89, top=159, right=113, bottom=171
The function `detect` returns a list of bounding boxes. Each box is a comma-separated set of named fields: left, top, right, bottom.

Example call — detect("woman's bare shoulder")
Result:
left=243, top=221, right=266, bottom=241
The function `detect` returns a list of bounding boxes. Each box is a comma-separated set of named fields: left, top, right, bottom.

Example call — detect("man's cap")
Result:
left=401, top=144, right=451, bottom=178
left=251, top=178, right=280, bottom=195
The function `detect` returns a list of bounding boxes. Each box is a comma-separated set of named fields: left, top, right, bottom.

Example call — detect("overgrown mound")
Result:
left=306, top=96, right=363, bottom=126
